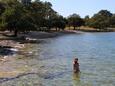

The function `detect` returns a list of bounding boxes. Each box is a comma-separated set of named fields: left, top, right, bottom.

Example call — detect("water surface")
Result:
left=1, top=32, right=115, bottom=86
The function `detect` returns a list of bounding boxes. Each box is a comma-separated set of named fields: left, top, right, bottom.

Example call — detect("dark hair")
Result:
left=74, top=58, right=78, bottom=61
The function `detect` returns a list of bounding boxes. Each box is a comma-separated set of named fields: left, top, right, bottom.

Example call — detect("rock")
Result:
left=10, top=48, right=18, bottom=52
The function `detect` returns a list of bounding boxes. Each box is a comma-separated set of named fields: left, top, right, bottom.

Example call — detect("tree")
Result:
left=110, top=14, right=115, bottom=28
left=0, top=2, right=5, bottom=15
left=27, top=1, right=56, bottom=31
left=1, top=0, right=24, bottom=36
left=67, top=13, right=84, bottom=30
left=84, top=15, right=90, bottom=26
left=88, top=10, right=112, bottom=30
left=1, top=0, right=36, bottom=36
left=0, top=2, right=6, bottom=30
left=51, top=15, right=67, bottom=31
left=39, top=1, right=57, bottom=31
left=0, top=0, right=59, bottom=34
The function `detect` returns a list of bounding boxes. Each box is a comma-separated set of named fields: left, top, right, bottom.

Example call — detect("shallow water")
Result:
left=1, top=32, right=115, bottom=86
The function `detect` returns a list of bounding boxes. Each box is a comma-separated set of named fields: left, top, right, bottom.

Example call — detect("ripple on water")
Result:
left=1, top=32, right=115, bottom=86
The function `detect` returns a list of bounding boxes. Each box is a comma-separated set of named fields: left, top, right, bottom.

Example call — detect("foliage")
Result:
left=110, top=14, right=115, bottom=28
left=51, top=15, right=67, bottom=31
left=0, top=0, right=62, bottom=36
left=1, top=0, right=29, bottom=36
left=0, top=0, right=115, bottom=34
left=67, top=13, right=84, bottom=30
left=86, top=10, right=113, bottom=30
left=0, top=2, right=5, bottom=15
left=84, top=15, right=90, bottom=26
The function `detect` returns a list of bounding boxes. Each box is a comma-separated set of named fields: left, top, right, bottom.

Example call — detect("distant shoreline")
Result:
left=76, top=29, right=115, bottom=32
left=66, top=26, right=115, bottom=32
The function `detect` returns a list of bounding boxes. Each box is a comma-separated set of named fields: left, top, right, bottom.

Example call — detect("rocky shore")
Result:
left=0, top=40, right=25, bottom=60
left=22, top=30, right=78, bottom=39
left=0, top=30, right=79, bottom=80
left=0, top=30, right=77, bottom=57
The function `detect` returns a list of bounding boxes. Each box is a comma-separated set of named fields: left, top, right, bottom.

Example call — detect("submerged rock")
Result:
left=0, top=48, right=14, bottom=56
left=10, top=48, right=18, bottom=52
left=0, top=47, right=19, bottom=57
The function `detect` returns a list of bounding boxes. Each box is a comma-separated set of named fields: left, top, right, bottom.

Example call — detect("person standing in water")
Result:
left=73, top=58, right=80, bottom=73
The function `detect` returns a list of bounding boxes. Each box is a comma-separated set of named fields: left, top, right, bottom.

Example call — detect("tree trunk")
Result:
left=56, top=27, right=58, bottom=31
left=14, top=29, right=18, bottom=37
left=74, top=26, right=76, bottom=30
left=78, top=27, right=80, bottom=30
left=69, top=26, right=70, bottom=30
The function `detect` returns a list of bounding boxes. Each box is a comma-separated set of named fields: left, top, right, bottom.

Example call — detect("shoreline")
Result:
left=1, top=29, right=114, bottom=60
left=0, top=30, right=77, bottom=57
left=0, top=30, right=115, bottom=82
left=0, top=29, right=114, bottom=57
left=0, top=30, right=78, bottom=80
left=76, top=29, right=115, bottom=32
left=76, top=27, right=115, bottom=32
left=22, top=30, right=79, bottom=39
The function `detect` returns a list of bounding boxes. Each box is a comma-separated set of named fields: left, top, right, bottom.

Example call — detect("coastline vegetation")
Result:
left=0, top=0, right=115, bottom=56
left=0, top=0, right=115, bottom=55
left=0, top=0, right=115, bottom=37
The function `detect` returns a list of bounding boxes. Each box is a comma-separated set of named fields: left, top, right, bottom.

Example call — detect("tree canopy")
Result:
left=0, top=0, right=115, bottom=35
left=0, top=0, right=67, bottom=36
left=67, top=13, right=84, bottom=30
left=84, top=10, right=114, bottom=31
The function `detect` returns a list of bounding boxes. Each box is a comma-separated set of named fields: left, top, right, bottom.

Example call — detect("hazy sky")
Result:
left=40, top=0, right=115, bottom=18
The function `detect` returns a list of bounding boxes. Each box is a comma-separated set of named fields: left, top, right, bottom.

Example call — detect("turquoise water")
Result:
left=1, top=32, right=115, bottom=86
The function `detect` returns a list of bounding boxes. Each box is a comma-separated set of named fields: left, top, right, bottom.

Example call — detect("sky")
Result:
left=39, top=0, right=115, bottom=18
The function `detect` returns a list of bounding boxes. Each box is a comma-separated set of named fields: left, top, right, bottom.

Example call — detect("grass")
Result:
left=65, top=26, right=115, bottom=32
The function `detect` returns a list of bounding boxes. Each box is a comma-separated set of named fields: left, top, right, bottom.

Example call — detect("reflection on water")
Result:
left=1, top=32, right=115, bottom=86
left=73, top=73, right=80, bottom=86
